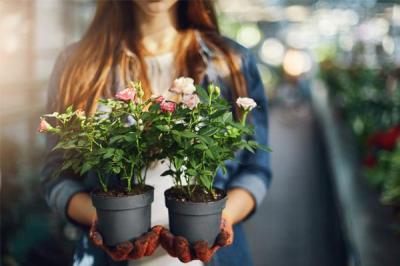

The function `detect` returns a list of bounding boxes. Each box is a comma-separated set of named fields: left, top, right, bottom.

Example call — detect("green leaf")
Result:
left=205, top=149, right=215, bottom=159
left=209, top=109, right=227, bottom=119
left=124, top=133, right=137, bottom=142
left=194, top=144, right=208, bottom=150
left=198, top=127, right=219, bottom=136
left=198, top=135, right=214, bottom=145
left=110, top=135, right=124, bottom=143
left=177, top=157, right=186, bottom=169
left=61, top=160, right=74, bottom=172
left=80, top=162, right=92, bottom=175
left=180, top=131, right=197, bottom=138
left=198, top=175, right=212, bottom=188
left=112, top=167, right=121, bottom=174
left=222, top=112, right=233, bottom=123
left=195, top=86, right=209, bottom=102
left=156, top=125, right=170, bottom=132
left=52, top=142, right=65, bottom=151
left=186, top=168, right=197, bottom=176
left=103, top=148, right=115, bottom=159
left=221, top=165, right=227, bottom=175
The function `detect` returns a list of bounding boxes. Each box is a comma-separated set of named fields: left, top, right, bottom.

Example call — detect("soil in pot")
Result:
left=165, top=186, right=227, bottom=246
left=92, top=185, right=154, bottom=246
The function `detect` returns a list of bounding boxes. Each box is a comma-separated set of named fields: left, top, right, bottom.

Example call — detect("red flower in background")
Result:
left=366, top=125, right=400, bottom=151
left=363, top=153, right=377, bottom=168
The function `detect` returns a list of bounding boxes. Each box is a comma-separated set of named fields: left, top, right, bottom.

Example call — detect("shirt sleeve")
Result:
left=40, top=44, right=87, bottom=222
left=226, top=50, right=272, bottom=210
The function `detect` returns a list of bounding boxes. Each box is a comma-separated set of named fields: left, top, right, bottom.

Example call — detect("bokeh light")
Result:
left=282, top=49, right=312, bottom=76
left=259, top=38, right=285, bottom=66
left=236, top=24, right=262, bottom=48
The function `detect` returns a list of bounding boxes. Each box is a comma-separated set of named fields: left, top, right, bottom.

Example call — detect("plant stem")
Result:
left=127, top=175, right=132, bottom=192
left=142, top=163, right=149, bottom=185
left=128, top=161, right=135, bottom=191
left=97, top=171, right=108, bottom=192
left=241, top=111, right=249, bottom=126
left=210, top=188, right=217, bottom=200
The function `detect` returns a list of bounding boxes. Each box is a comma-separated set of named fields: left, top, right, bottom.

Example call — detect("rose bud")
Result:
left=37, top=118, right=53, bottom=133
left=214, top=86, right=221, bottom=96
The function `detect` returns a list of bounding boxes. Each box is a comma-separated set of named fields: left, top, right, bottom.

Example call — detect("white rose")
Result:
left=169, top=77, right=196, bottom=94
left=236, top=97, right=257, bottom=111
left=182, top=93, right=200, bottom=110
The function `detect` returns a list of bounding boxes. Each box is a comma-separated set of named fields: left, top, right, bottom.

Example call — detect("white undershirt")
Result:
left=128, top=53, right=203, bottom=266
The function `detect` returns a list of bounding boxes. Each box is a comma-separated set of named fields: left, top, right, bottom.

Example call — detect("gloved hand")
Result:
left=159, top=212, right=234, bottom=263
left=89, top=220, right=163, bottom=261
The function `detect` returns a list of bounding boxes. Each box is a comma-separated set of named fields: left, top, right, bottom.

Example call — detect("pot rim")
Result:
left=92, top=185, right=154, bottom=211
left=91, top=185, right=154, bottom=197
left=164, top=187, right=227, bottom=215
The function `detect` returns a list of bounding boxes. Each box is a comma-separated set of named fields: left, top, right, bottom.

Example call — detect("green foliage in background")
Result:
left=319, top=60, right=400, bottom=146
left=365, top=143, right=400, bottom=204
left=318, top=42, right=400, bottom=205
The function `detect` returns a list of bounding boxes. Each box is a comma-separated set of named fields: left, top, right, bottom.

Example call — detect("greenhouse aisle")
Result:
left=244, top=103, right=346, bottom=266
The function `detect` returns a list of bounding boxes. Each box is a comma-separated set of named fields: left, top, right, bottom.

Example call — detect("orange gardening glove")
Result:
left=159, top=212, right=234, bottom=263
left=89, top=219, right=164, bottom=261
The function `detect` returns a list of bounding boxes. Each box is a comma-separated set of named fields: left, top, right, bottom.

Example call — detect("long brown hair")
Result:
left=55, top=0, right=247, bottom=114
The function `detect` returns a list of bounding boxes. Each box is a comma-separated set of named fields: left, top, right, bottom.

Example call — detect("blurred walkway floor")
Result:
left=244, top=103, right=345, bottom=266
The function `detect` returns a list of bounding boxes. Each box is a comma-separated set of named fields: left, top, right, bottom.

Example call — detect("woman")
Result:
left=41, top=0, right=271, bottom=265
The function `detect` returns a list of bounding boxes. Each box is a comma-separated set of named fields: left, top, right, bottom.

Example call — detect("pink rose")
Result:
left=116, top=88, right=136, bottom=101
left=236, top=97, right=257, bottom=111
left=151, top=95, right=165, bottom=104
left=169, top=77, right=196, bottom=94
left=37, top=118, right=53, bottom=133
left=182, top=93, right=200, bottom=110
left=160, top=101, right=176, bottom=113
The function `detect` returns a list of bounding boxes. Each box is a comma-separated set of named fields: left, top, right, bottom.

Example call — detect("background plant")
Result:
left=318, top=43, right=400, bottom=206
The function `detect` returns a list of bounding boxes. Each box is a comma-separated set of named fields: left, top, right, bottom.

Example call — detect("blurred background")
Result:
left=1, top=0, right=399, bottom=266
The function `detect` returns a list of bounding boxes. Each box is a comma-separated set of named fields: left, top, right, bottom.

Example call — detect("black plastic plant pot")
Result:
left=164, top=188, right=227, bottom=246
left=91, top=186, right=154, bottom=246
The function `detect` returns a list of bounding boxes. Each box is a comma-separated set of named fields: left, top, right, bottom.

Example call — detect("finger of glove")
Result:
left=107, top=241, right=133, bottom=261
left=219, top=218, right=233, bottom=245
left=128, top=235, right=149, bottom=259
left=160, top=229, right=176, bottom=257
left=89, top=220, right=103, bottom=247
left=174, top=236, right=192, bottom=263
left=193, top=240, right=214, bottom=262
left=89, top=230, right=104, bottom=247
left=216, top=230, right=232, bottom=246
left=144, top=231, right=160, bottom=256
left=151, top=225, right=164, bottom=236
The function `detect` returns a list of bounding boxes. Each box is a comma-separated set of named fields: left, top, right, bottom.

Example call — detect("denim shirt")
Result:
left=40, top=34, right=271, bottom=266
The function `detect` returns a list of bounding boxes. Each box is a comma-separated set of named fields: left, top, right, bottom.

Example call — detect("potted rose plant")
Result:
left=152, top=78, right=268, bottom=246
left=38, top=83, right=160, bottom=246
